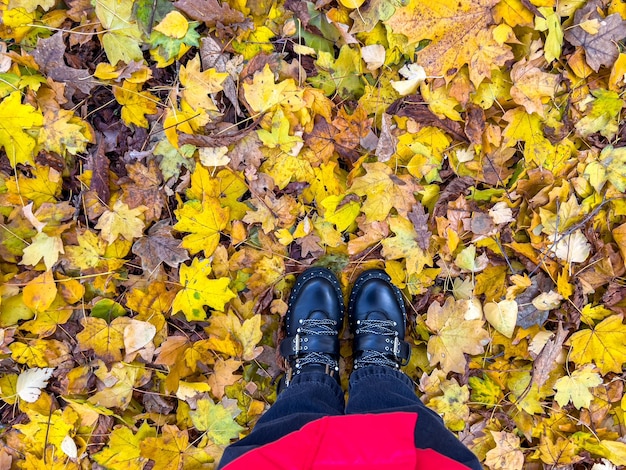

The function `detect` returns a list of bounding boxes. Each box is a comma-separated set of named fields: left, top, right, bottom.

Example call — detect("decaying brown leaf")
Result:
left=564, top=0, right=626, bottom=72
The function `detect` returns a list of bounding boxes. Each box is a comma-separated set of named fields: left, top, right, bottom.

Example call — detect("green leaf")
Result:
left=91, top=298, right=127, bottom=322
left=133, top=0, right=173, bottom=34
left=190, top=398, right=244, bottom=446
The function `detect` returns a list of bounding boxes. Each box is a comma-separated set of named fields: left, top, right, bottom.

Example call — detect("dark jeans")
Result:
left=218, top=366, right=481, bottom=469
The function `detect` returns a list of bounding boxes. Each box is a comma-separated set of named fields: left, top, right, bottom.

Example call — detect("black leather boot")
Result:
left=279, top=267, right=344, bottom=386
left=348, top=269, right=411, bottom=370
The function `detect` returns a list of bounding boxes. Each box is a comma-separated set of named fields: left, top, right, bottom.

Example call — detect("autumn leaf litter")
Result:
left=1, top=0, right=626, bottom=468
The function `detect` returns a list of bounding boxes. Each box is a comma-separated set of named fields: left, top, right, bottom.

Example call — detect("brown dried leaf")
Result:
left=564, top=1, right=626, bottom=71
left=173, top=0, right=246, bottom=28
left=375, top=113, right=397, bottom=163
left=90, top=137, right=110, bottom=205
left=132, top=222, right=190, bottom=272
left=464, top=104, right=485, bottom=145
left=119, top=160, right=165, bottom=223
left=530, top=322, right=568, bottom=390
left=407, top=203, right=430, bottom=251
left=31, top=33, right=98, bottom=100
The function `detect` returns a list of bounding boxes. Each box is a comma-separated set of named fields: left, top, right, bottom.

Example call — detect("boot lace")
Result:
left=354, top=318, right=400, bottom=369
left=293, top=317, right=338, bottom=370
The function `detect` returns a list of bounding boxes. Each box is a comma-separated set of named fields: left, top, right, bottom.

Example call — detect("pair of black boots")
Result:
left=279, top=268, right=411, bottom=387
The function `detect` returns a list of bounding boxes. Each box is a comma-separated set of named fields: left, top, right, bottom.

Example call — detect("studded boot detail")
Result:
left=279, top=267, right=344, bottom=387
left=348, top=269, right=411, bottom=370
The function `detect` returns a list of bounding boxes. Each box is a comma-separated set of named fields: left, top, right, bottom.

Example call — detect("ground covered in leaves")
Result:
left=1, top=0, right=626, bottom=468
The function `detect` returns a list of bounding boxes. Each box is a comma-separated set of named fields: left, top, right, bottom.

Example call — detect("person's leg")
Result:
left=346, top=269, right=481, bottom=470
left=219, top=268, right=346, bottom=468
left=346, top=365, right=481, bottom=470
left=218, top=371, right=344, bottom=468
left=346, top=364, right=420, bottom=412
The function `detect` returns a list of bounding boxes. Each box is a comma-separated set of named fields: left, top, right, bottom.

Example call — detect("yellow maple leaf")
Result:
left=350, top=162, right=418, bottom=222
left=172, top=258, right=236, bottom=321
left=469, top=374, right=504, bottom=407
left=39, top=108, right=94, bottom=156
left=126, top=281, right=176, bottom=317
left=113, top=81, right=159, bottom=128
left=381, top=216, right=432, bottom=276
left=485, top=431, right=524, bottom=470
left=94, top=422, right=155, bottom=470
left=246, top=254, right=285, bottom=295
left=302, top=161, right=346, bottom=204
left=468, top=29, right=514, bottom=87
left=493, top=0, right=533, bottom=28
left=154, top=11, right=188, bottom=39
left=260, top=152, right=313, bottom=190
left=320, top=194, right=360, bottom=231
left=5, top=165, right=62, bottom=208
left=174, top=197, right=230, bottom=256
left=14, top=407, right=76, bottom=457
left=187, top=167, right=248, bottom=220
left=257, top=108, right=303, bottom=153
left=8, top=0, right=55, bottom=13
left=180, top=54, right=228, bottom=112
left=567, top=314, right=626, bottom=375
left=426, top=297, right=490, bottom=373
left=95, top=200, right=146, bottom=244
left=507, top=370, right=544, bottom=415
left=189, top=397, right=244, bottom=445
left=76, top=317, right=126, bottom=362
left=242, top=64, right=305, bottom=114
left=538, top=433, right=583, bottom=466
left=426, top=379, right=470, bottom=431
left=89, top=361, right=151, bottom=409
left=10, top=338, right=69, bottom=368
left=140, top=425, right=211, bottom=470
left=207, top=358, right=242, bottom=399
left=163, top=99, right=210, bottom=147
left=385, top=0, right=499, bottom=79
left=502, top=106, right=552, bottom=167
left=21, top=447, right=80, bottom=470
left=20, top=232, right=64, bottom=270
left=19, top=297, right=73, bottom=338
left=64, top=230, right=107, bottom=270
left=553, top=364, right=602, bottom=409
left=0, top=91, right=43, bottom=167
left=599, top=440, right=626, bottom=467
left=204, top=310, right=263, bottom=360
left=510, top=59, right=559, bottom=116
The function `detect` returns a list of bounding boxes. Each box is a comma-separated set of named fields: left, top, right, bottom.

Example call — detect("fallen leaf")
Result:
left=173, top=197, right=229, bottom=257
left=568, top=314, right=626, bottom=375
left=22, top=270, right=57, bottom=312
left=385, top=0, right=499, bottom=79
left=93, top=422, right=156, bottom=470
left=426, top=297, right=490, bottom=373
left=16, top=367, right=54, bottom=403
left=554, top=364, right=602, bottom=409
left=484, top=300, right=518, bottom=338
left=132, top=228, right=190, bottom=272
left=0, top=92, right=43, bottom=167
left=31, top=32, right=98, bottom=99
left=173, top=0, right=246, bottom=28
left=485, top=431, right=524, bottom=470
left=95, top=200, right=146, bottom=245
left=564, top=1, right=626, bottom=71
left=172, top=258, right=236, bottom=321
left=189, top=397, right=244, bottom=445
left=427, top=379, right=470, bottom=431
